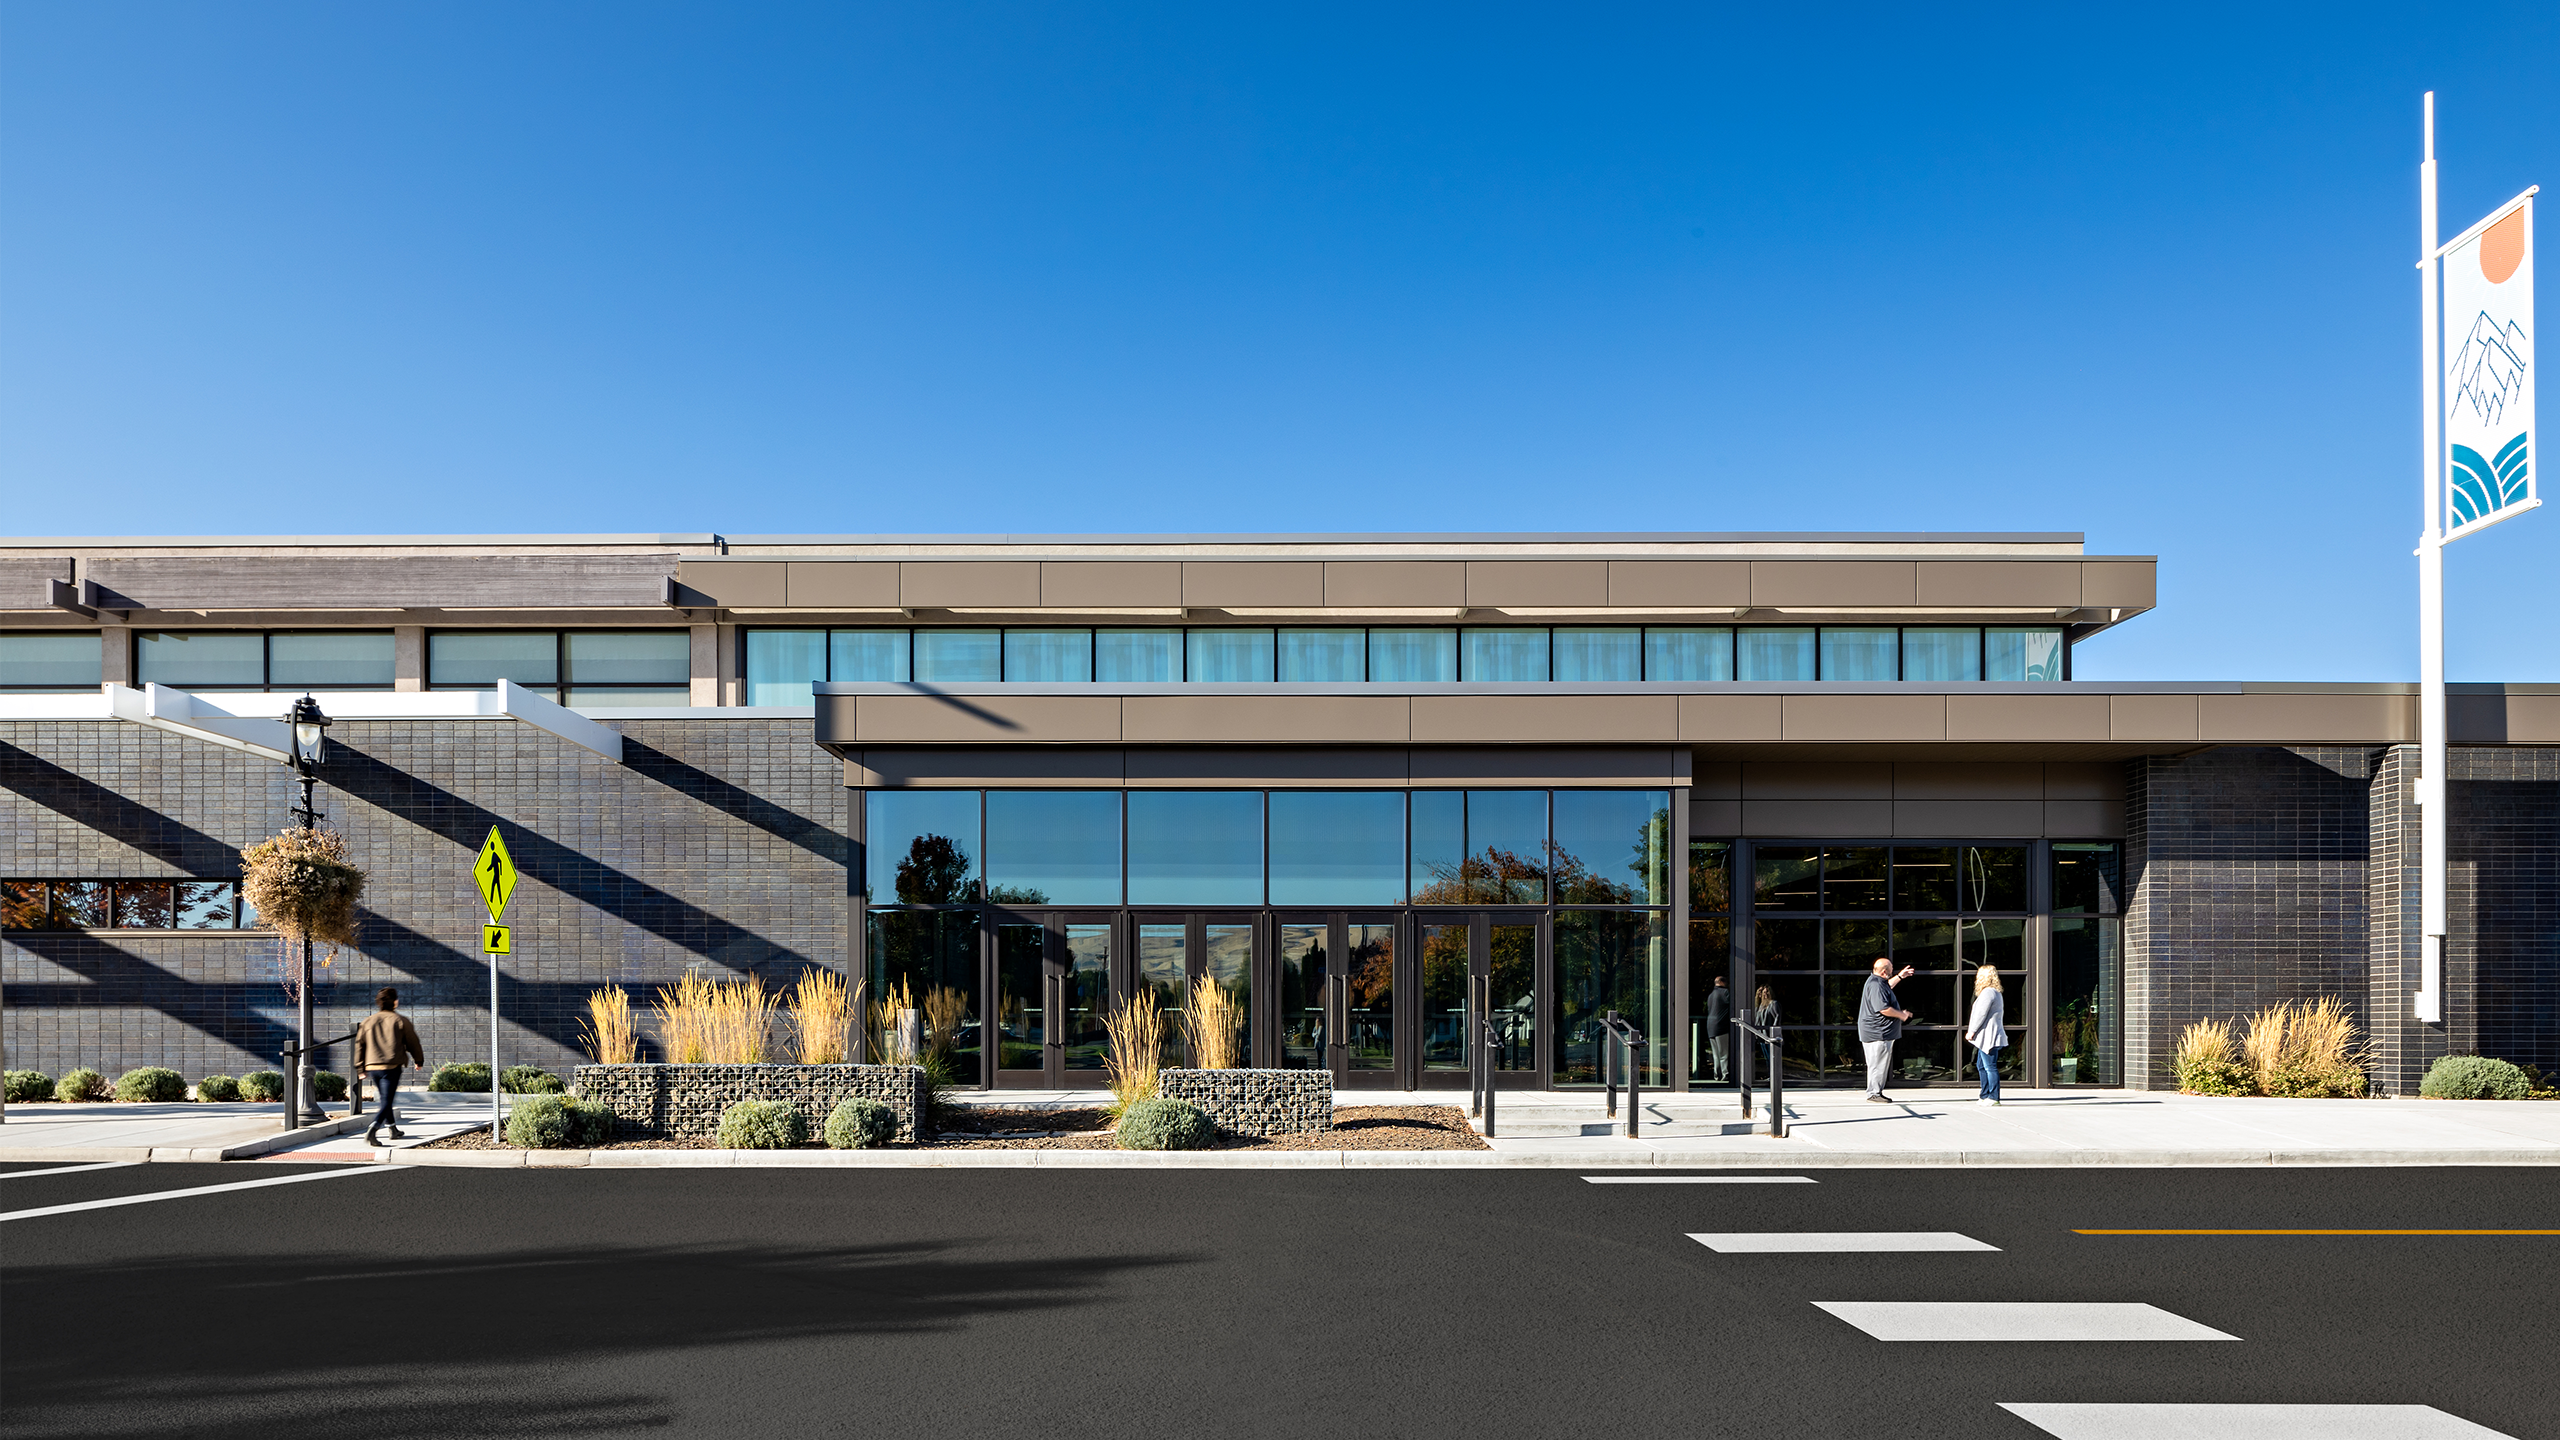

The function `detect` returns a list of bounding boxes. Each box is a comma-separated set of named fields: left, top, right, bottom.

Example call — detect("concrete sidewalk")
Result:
left=0, top=1093, right=532, bottom=1164
left=1467, top=1087, right=2560, bottom=1167
left=10, top=1087, right=2559, bottom=1170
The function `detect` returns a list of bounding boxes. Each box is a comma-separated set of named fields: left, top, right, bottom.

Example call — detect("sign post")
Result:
left=474, top=826, right=519, bottom=1140
left=2414, top=92, right=2537, bottom=1030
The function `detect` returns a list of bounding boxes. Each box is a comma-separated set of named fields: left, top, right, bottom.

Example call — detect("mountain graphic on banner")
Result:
left=2452, top=310, right=2529, bottom=429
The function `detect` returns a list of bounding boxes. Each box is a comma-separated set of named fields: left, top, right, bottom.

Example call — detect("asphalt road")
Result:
left=3, top=1160, right=2554, bottom=1439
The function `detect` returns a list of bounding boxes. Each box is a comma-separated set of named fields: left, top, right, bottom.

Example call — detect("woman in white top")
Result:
left=1965, top=966, right=2006, bottom=1104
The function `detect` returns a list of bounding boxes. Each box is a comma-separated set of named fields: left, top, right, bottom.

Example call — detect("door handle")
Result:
left=1045, top=973, right=1064, bottom=1050
left=1330, top=974, right=1348, bottom=1060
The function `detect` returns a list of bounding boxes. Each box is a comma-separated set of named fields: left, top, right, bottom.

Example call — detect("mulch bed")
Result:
left=419, top=1104, right=1487, bottom=1153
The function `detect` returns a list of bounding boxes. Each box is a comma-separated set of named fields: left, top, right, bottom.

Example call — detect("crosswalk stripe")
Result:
left=1694, top=1231, right=1995, bottom=1252
left=2000, top=1403, right=2516, bottom=1438
left=1582, top=1175, right=1815, bottom=1185
left=1815, top=1301, right=2238, bottom=1341
left=0, top=1164, right=403, bottom=1222
left=0, top=1162, right=141, bottom=1181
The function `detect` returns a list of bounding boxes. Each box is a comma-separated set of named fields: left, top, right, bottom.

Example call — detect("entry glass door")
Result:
left=1275, top=912, right=1399, bottom=1088
left=1417, top=911, right=1545, bottom=1088
left=992, top=911, right=1116, bottom=1088
left=1135, top=914, right=1258, bottom=1069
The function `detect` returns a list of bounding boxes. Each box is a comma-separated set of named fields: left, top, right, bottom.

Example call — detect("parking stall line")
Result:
left=0, top=1164, right=404, bottom=1222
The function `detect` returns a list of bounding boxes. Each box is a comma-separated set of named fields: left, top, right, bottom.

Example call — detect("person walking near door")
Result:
left=1857, top=957, right=1915, bottom=1103
left=1702, top=975, right=1734, bottom=1084
left=353, top=987, right=426, bottom=1146
left=1965, top=966, right=2007, bottom=1104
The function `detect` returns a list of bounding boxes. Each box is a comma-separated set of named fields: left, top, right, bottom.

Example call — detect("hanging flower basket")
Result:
left=239, top=827, right=367, bottom=945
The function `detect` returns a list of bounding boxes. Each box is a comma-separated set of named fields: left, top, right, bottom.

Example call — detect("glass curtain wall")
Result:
left=754, top=623, right=2069, bottom=690
left=861, top=786, right=1670, bottom=1086
left=1688, top=842, right=1736, bottom=1087
left=0, top=634, right=104, bottom=691
left=1751, top=844, right=2030, bottom=1086
left=2050, top=841, right=2123, bottom=1085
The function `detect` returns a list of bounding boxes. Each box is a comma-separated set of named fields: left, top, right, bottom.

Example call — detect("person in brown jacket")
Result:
left=353, top=987, right=427, bottom=1146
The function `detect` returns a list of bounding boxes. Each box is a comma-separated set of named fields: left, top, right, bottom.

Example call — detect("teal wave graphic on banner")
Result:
left=2451, top=432, right=2530, bottom=527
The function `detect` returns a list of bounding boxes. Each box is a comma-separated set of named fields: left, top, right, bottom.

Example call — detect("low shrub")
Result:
left=54, top=1067, right=110, bottom=1102
left=313, top=1071, right=349, bottom=1101
left=113, top=1066, right=188, bottom=1102
left=824, top=1097, right=897, bottom=1149
left=568, top=1098, right=615, bottom=1145
left=504, top=1094, right=613, bottom=1148
left=1116, top=1097, right=1216, bottom=1151
left=194, top=1074, right=242, bottom=1102
left=716, top=1099, right=807, bottom=1149
left=6, top=1070, right=56, bottom=1103
left=500, top=1065, right=564, bottom=1094
left=2420, top=1055, right=2531, bottom=1100
left=238, top=1070, right=287, bottom=1102
left=429, top=1062, right=492, bottom=1093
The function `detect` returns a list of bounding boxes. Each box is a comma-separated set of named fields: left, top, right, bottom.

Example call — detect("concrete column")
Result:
left=393, top=626, right=425, bottom=692
left=689, top=623, right=718, bottom=707
left=716, top=623, right=741, bottom=707
left=100, top=626, right=132, bottom=685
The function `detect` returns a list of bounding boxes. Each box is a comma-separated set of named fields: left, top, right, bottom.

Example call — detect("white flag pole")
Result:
left=2416, top=91, right=2448, bottom=1025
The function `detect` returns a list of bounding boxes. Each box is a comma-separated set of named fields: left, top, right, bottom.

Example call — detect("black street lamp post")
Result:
left=285, top=695, right=333, bottom=1126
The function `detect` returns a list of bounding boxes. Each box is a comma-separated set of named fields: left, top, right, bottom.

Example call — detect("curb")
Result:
left=337, top=1144, right=2560, bottom=1170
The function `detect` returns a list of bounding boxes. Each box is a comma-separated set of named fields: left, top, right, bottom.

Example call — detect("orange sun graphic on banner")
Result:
left=2481, top=208, right=2526, bottom=284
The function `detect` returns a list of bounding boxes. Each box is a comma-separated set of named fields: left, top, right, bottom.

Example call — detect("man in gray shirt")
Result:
left=1857, top=956, right=1916, bottom=1102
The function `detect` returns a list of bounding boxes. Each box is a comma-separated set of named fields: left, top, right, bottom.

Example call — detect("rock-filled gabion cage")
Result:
left=1156, top=1069, right=1334, bottom=1136
left=571, top=1063, right=927, bottom=1144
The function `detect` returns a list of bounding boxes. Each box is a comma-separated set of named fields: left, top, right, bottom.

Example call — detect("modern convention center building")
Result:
left=3, top=530, right=2555, bottom=1095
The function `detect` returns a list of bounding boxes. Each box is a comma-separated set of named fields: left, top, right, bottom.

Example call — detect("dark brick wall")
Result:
left=3, top=717, right=846, bottom=1083
left=2126, top=743, right=2560, bottom=1091
left=2122, top=747, right=2375, bottom=1089
left=2452, top=748, right=2560, bottom=1081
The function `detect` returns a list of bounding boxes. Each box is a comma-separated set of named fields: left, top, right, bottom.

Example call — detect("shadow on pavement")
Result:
left=4, top=1237, right=1198, bottom=1439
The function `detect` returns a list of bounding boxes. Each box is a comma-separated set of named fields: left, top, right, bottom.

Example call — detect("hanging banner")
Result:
left=2444, top=193, right=2536, bottom=541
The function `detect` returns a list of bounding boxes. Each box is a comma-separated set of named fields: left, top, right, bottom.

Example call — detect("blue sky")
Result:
left=3, top=3, right=2554, bottom=681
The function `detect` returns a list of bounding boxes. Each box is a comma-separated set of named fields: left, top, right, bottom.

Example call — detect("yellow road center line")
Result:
left=2075, top=1228, right=2560, bottom=1235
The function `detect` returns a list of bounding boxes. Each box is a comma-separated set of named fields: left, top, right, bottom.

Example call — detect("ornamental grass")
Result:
left=238, top=827, right=366, bottom=945
left=579, top=984, right=637, bottom=1066
left=867, top=977, right=920, bottom=1065
left=702, top=975, right=779, bottom=1065
left=1102, top=991, right=1162, bottom=1117
left=1183, top=973, right=1244, bottom=1070
left=2244, top=997, right=2369, bottom=1098
left=652, top=973, right=715, bottom=1065
left=2172, top=1017, right=2251, bottom=1096
left=791, top=969, right=856, bottom=1065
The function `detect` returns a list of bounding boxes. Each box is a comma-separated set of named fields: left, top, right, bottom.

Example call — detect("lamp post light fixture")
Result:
left=284, top=694, right=333, bottom=1125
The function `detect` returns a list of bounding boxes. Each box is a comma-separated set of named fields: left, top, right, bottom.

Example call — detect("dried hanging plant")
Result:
left=238, top=827, right=366, bottom=946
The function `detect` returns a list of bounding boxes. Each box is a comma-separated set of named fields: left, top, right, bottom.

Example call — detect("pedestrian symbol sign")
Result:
left=483, top=924, right=511, bottom=955
left=474, top=826, right=517, bottom=921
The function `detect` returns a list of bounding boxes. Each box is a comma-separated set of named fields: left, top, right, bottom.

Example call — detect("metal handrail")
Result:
left=1468, top=975, right=1499, bottom=1138
left=1730, top=1021, right=1786, bottom=1139
left=1596, top=1010, right=1645, bottom=1138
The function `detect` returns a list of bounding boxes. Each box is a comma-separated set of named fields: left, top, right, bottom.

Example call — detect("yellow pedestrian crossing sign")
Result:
left=474, top=826, right=518, bottom=921
left=483, top=924, right=511, bottom=955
